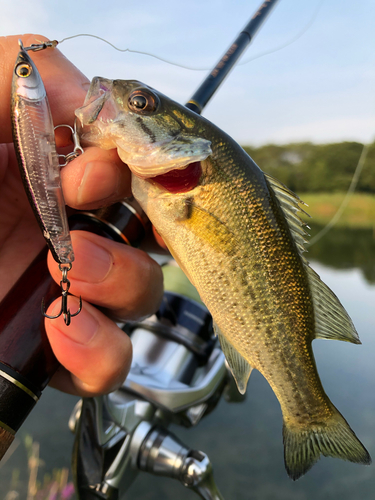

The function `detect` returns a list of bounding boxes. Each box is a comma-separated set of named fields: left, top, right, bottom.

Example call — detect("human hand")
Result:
left=0, top=34, right=163, bottom=396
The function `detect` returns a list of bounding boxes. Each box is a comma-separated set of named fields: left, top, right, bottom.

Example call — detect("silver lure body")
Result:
left=11, top=42, right=73, bottom=264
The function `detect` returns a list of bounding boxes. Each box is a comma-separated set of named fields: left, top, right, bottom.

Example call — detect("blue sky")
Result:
left=2, top=0, right=374, bottom=145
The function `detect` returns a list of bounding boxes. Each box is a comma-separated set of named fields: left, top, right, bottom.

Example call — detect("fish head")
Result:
left=12, top=42, right=45, bottom=101
left=75, top=77, right=212, bottom=180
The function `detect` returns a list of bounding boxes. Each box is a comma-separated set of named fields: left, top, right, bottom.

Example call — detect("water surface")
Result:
left=1, top=226, right=374, bottom=500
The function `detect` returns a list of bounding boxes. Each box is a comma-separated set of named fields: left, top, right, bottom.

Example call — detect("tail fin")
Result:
left=283, top=409, right=371, bottom=480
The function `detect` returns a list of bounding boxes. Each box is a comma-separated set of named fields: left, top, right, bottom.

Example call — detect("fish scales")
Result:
left=142, top=134, right=326, bottom=424
left=76, top=78, right=370, bottom=479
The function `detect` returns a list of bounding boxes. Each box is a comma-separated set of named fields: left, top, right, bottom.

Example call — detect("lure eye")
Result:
left=128, top=89, right=159, bottom=114
left=15, top=63, right=32, bottom=78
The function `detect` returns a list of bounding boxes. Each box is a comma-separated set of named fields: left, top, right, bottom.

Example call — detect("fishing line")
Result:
left=57, top=0, right=324, bottom=72
left=238, top=0, right=325, bottom=66
left=307, top=141, right=371, bottom=247
left=57, top=34, right=204, bottom=70
left=59, top=0, right=356, bottom=249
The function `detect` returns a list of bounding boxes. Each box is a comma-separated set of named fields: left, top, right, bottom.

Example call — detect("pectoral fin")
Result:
left=214, top=323, right=252, bottom=394
left=182, top=201, right=238, bottom=256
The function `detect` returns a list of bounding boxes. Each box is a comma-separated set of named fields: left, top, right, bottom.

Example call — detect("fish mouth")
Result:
left=123, top=136, right=211, bottom=179
left=147, top=161, right=203, bottom=193
left=76, top=77, right=114, bottom=123
left=76, top=77, right=212, bottom=179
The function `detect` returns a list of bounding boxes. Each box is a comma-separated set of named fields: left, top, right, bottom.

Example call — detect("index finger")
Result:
left=0, top=34, right=89, bottom=143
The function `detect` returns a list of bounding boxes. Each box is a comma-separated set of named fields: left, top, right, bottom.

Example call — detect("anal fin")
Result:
left=214, top=323, right=252, bottom=394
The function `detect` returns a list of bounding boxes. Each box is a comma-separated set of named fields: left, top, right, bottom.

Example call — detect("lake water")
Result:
left=1, top=225, right=374, bottom=500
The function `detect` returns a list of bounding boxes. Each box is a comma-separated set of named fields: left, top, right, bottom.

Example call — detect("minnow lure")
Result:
left=11, top=39, right=81, bottom=325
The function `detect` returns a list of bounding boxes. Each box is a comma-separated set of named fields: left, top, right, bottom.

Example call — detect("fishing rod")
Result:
left=0, top=0, right=280, bottom=467
left=186, top=0, right=279, bottom=114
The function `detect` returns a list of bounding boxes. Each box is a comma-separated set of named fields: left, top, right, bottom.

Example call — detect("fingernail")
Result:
left=77, top=161, right=120, bottom=205
left=48, top=299, right=99, bottom=345
left=70, top=236, right=112, bottom=283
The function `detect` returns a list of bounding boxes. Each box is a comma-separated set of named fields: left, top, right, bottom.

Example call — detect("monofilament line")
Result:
left=308, top=141, right=371, bottom=247
left=58, top=34, right=207, bottom=71
left=58, top=1, right=324, bottom=72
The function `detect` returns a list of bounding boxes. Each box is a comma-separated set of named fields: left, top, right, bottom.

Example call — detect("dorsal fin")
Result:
left=265, top=173, right=360, bottom=345
left=265, top=173, right=310, bottom=259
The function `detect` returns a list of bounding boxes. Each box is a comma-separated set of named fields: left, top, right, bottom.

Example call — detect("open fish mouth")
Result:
left=75, top=77, right=118, bottom=149
left=147, top=161, right=204, bottom=193
left=76, top=77, right=114, bottom=124
left=76, top=77, right=212, bottom=179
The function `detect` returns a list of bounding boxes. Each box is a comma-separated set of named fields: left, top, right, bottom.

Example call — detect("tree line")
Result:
left=242, top=141, right=375, bottom=193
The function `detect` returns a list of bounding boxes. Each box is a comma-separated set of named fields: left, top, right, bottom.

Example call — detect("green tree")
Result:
left=241, top=141, right=375, bottom=194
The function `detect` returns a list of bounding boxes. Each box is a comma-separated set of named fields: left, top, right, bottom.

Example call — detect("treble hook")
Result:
left=42, top=263, right=82, bottom=326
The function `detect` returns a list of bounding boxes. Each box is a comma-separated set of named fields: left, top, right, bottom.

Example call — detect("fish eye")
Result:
left=15, top=63, right=32, bottom=78
left=128, top=89, right=159, bottom=114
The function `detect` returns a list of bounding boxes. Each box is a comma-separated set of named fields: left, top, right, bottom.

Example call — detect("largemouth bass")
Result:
left=75, top=78, right=371, bottom=479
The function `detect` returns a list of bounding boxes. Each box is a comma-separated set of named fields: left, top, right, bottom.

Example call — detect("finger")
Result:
left=152, top=226, right=169, bottom=251
left=45, top=297, right=132, bottom=396
left=47, top=231, right=164, bottom=320
left=0, top=34, right=89, bottom=143
left=60, top=146, right=132, bottom=209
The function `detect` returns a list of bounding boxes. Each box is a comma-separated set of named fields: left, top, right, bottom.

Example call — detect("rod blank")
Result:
left=185, top=0, right=279, bottom=114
